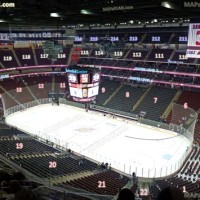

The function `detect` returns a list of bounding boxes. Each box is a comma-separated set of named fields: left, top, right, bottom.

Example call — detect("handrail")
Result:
left=0, top=154, right=47, bottom=185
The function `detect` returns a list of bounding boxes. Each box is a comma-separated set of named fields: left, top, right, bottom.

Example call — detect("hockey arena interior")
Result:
left=0, top=1, right=200, bottom=200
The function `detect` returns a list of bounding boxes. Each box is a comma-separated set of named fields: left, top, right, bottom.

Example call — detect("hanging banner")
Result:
left=186, top=23, right=200, bottom=58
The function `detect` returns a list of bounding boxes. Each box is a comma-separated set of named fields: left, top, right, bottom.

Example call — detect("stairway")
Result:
left=131, top=86, right=151, bottom=112
left=52, top=76, right=55, bottom=92
left=12, top=49, right=21, bottom=66
left=169, top=49, right=176, bottom=60
left=144, top=48, right=152, bottom=61
left=67, top=47, right=73, bottom=65
left=123, top=49, right=131, bottom=59
left=103, top=83, right=123, bottom=106
left=161, top=90, right=182, bottom=119
left=32, top=47, right=38, bottom=66
left=53, top=169, right=102, bottom=184
left=21, top=79, right=40, bottom=104
left=0, top=62, right=5, bottom=68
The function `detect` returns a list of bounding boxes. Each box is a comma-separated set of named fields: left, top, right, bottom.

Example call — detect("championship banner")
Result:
left=186, top=23, right=200, bottom=58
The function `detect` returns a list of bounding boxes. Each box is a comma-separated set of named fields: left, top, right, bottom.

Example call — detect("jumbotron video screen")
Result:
left=66, top=65, right=101, bottom=102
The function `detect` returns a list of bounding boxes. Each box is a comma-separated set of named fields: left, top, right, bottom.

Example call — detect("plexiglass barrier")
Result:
left=2, top=94, right=197, bottom=178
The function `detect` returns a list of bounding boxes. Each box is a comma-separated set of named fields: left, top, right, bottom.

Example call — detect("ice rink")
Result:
left=6, top=104, right=190, bottom=177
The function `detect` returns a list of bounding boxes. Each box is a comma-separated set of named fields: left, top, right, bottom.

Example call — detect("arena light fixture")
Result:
left=161, top=1, right=176, bottom=9
left=13, top=18, right=23, bottom=21
left=80, top=9, right=93, bottom=15
left=50, top=13, right=61, bottom=18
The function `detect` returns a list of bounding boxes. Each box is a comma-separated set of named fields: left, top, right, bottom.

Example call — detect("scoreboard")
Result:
left=66, top=66, right=101, bottom=102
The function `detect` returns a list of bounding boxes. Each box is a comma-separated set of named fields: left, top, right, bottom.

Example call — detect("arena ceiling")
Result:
left=0, top=0, right=199, bottom=27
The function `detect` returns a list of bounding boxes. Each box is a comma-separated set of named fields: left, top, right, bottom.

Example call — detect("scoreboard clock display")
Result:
left=69, top=87, right=83, bottom=98
left=66, top=66, right=101, bottom=102
left=88, top=86, right=99, bottom=97
left=80, top=74, right=89, bottom=83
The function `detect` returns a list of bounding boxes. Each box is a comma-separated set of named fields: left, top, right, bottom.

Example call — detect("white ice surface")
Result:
left=6, top=104, right=190, bottom=177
